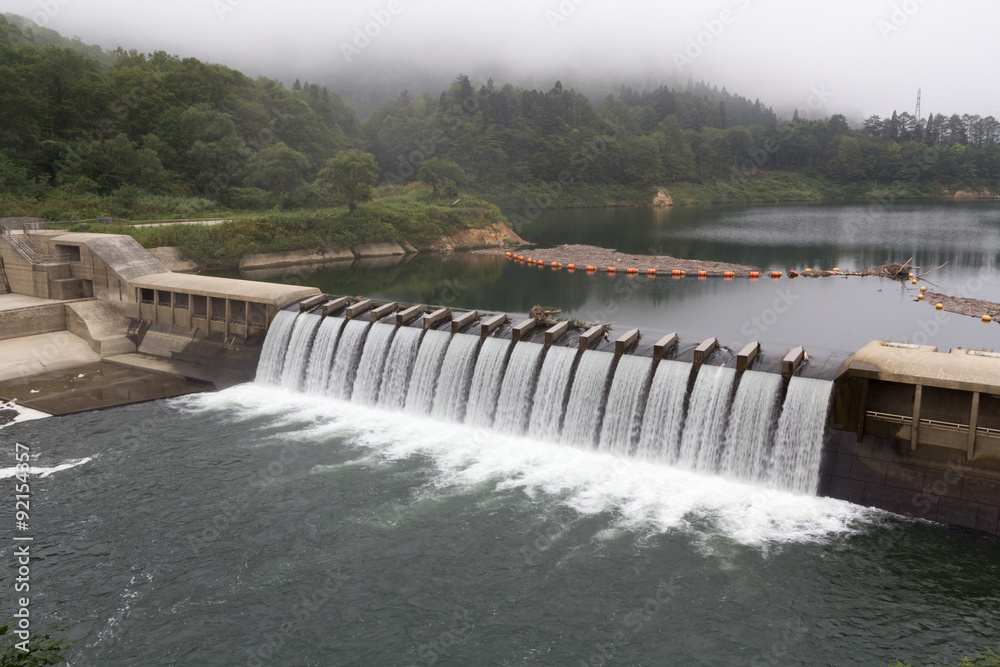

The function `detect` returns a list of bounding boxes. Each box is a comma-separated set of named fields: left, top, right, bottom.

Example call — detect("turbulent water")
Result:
left=3, top=388, right=997, bottom=666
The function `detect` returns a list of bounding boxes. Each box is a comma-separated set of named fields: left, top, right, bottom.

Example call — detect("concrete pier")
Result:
left=579, top=325, right=604, bottom=351
left=299, top=294, right=326, bottom=311
left=345, top=299, right=373, bottom=319
left=693, top=337, right=719, bottom=369
left=370, top=302, right=398, bottom=323
left=544, top=321, right=569, bottom=347
left=737, top=342, right=761, bottom=371
left=511, top=318, right=536, bottom=343
left=396, top=304, right=423, bottom=326
left=480, top=313, right=507, bottom=339
left=321, top=297, right=349, bottom=316
left=451, top=310, right=479, bottom=333
left=614, top=329, right=640, bottom=356
left=782, top=346, right=805, bottom=378
left=653, top=333, right=679, bottom=361
left=423, top=307, right=452, bottom=330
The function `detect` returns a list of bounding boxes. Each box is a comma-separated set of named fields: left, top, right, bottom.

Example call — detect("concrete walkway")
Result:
left=0, top=331, right=100, bottom=382
left=0, top=293, right=63, bottom=312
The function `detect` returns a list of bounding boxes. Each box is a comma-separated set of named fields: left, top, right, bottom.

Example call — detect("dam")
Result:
left=2, top=224, right=997, bottom=537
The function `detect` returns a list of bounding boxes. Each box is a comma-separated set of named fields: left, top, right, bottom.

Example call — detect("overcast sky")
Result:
left=5, top=0, right=999, bottom=120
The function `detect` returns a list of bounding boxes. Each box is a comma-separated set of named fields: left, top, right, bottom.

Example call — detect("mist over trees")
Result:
left=1, top=13, right=997, bottom=214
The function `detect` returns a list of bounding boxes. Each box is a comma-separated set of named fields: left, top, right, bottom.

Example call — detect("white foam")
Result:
left=0, top=457, right=92, bottom=479
left=178, top=384, right=877, bottom=546
left=0, top=401, right=51, bottom=431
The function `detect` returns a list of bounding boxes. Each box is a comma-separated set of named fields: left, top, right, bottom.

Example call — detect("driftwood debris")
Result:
left=860, top=257, right=916, bottom=279
left=529, top=305, right=560, bottom=326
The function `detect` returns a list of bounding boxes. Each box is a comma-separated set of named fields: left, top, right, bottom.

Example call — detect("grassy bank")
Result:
left=53, top=185, right=504, bottom=269
left=475, top=172, right=997, bottom=209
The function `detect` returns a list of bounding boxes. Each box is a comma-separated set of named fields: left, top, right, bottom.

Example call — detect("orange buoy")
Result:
left=723, top=271, right=735, bottom=278
left=697, top=270, right=708, bottom=279
left=647, top=268, right=656, bottom=276
left=749, top=271, right=760, bottom=278
left=788, top=270, right=799, bottom=278
left=626, top=267, right=638, bottom=275
left=550, top=261, right=558, bottom=267
left=607, top=266, right=617, bottom=273
left=586, top=265, right=596, bottom=272
left=671, top=269, right=682, bottom=277
left=568, top=263, right=576, bottom=270
left=770, top=271, right=782, bottom=278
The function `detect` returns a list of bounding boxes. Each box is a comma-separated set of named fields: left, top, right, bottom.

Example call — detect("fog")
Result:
left=5, top=0, right=999, bottom=120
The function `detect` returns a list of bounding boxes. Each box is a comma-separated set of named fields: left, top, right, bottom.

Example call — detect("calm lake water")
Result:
left=228, top=201, right=1000, bottom=355
left=2, top=202, right=998, bottom=666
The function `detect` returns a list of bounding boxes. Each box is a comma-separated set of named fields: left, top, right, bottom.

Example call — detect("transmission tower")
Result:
left=914, top=88, right=921, bottom=120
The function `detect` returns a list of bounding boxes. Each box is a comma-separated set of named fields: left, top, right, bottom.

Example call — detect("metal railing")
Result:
left=1, top=225, right=56, bottom=264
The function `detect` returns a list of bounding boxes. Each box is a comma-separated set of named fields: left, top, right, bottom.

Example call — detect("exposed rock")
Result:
left=652, top=190, right=674, bottom=208
left=352, top=242, right=406, bottom=258
left=952, top=187, right=997, bottom=200
left=239, top=248, right=354, bottom=270
left=432, top=221, right=524, bottom=253
left=148, top=247, right=200, bottom=273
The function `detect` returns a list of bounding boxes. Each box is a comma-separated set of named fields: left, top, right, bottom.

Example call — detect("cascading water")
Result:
left=599, top=355, right=653, bottom=455
left=431, top=334, right=480, bottom=423
left=676, top=366, right=736, bottom=471
left=766, top=377, right=833, bottom=494
left=352, top=324, right=397, bottom=406
left=255, top=314, right=838, bottom=497
left=719, top=371, right=783, bottom=484
left=303, top=317, right=346, bottom=394
left=377, top=327, right=424, bottom=410
left=560, top=350, right=615, bottom=447
left=492, top=342, right=546, bottom=435
left=527, top=346, right=578, bottom=443
left=464, top=337, right=512, bottom=427
left=326, top=320, right=370, bottom=400
left=404, top=329, right=452, bottom=415
left=635, top=360, right=689, bottom=462
left=255, top=309, right=298, bottom=385
left=280, top=313, right=322, bottom=391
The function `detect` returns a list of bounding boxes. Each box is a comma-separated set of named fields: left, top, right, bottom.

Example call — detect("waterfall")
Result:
left=527, top=346, right=578, bottom=443
left=464, top=337, right=512, bottom=427
left=766, top=377, right=833, bottom=494
left=255, top=313, right=837, bottom=497
left=676, top=366, right=736, bottom=471
left=493, top=342, right=546, bottom=435
left=377, top=327, right=424, bottom=410
left=598, top=355, right=653, bottom=455
left=635, top=360, right=689, bottom=462
left=431, top=334, right=481, bottom=423
left=303, top=317, right=346, bottom=395
left=352, top=324, right=397, bottom=406
left=280, top=313, right=322, bottom=391
left=719, top=371, right=783, bottom=484
left=255, top=309, right=298, bottom=385
left=404, top=329, right=452, bottom=415
left=326, top=320, right=370, bottom=400
left=560, top=350, right=615, bottom=447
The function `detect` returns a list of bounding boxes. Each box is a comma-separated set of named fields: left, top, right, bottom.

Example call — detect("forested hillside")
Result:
left=1, top=12, right=997, bottom=221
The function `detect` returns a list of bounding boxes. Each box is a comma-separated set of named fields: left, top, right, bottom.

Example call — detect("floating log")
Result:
left=451, top=310, right=479, bottom=333
left=653, top=333, right=679, bottom=361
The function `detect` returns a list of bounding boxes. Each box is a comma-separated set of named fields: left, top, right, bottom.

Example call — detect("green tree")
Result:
left=417, top=157, right=465, bottom=197
left=244, top=142, right=311, bottom=203
left=314, top=149, right=378, bottom=214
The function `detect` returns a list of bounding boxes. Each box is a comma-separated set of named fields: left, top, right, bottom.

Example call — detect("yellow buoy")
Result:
left=917, top=294, right=924, bottom=301
left=911, top=279, right=917, bottom=285
left=984, top=315, right=993, bottom=323
left=908, top=272, right=914, bottom=279
left=936, top=303, right=943, bottom=310
left=919, top=286, right=926, bottom=292
left=831, top=267, right=839, bottom=272
left=804, top=268, right=812, bottom=273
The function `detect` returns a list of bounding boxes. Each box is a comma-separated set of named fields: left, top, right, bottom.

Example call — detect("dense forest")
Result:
left=1, top=12, right=997, bottom=221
